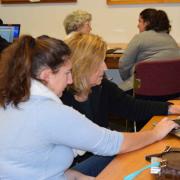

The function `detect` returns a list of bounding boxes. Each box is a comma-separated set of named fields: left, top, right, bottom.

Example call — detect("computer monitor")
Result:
left=0, top=24, right=20, bottom=43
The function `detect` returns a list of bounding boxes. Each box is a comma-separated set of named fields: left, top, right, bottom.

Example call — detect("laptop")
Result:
left=0, top=24, right=20, bottom=43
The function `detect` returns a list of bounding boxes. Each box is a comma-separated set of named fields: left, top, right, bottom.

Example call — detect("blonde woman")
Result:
left=61, top=32, right=180, bottom=173
left=63, top=10, right=92, bottom=35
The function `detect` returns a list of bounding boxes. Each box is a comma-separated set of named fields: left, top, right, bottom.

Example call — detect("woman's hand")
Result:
left=168, top=105, right=180, bottom=114
left=152, top=117, right=180, bottom=141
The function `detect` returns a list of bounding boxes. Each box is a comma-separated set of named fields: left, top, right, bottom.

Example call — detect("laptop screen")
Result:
left=0, top=24, right=20, bottom=43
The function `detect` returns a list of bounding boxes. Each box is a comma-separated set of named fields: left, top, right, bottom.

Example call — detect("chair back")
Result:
left=134, top=59, right=180, bottom=100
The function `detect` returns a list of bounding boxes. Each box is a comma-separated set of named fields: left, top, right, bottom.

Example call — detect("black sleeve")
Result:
left=104, top=79, right=169, bottom=123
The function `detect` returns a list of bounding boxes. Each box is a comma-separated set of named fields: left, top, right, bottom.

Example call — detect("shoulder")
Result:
left=128, top=30, right=161, bottom=47
left=102, top=78, right=118, bottom=88
left=28, top=95, right=87, bottom=124
left=26, top=95, right=75, bottom=117
left=132, top=30, right=156, bottom=41
left=61, top=88, right=75, bottom=106
left=27, top=95, right=66, bottom=113
left=126, top=33, right=145, bottom=49
left=96, top=78, right=117, bottom=90
left=140, top=30, right=170, bottom=39
left=100, top=78, right=124, bottom=94
left=140, top=30, right=156, bottom=36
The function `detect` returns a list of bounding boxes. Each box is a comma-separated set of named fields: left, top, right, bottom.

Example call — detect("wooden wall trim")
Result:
left=107, top=0, right=180, bottom=5
left=1, top=0, right=77, bottom=4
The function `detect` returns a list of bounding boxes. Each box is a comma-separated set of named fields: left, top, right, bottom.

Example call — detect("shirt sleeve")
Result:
left=104, top=80, right=169, bottom=123
left=37, top=100, right=123, bottom=156
left=119, top=34, right=141, bottom=80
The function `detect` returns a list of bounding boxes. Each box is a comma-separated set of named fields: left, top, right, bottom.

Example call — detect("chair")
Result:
left=134, top=59, right=180, bottom=101
left=133, top=59, right=180, bottom=131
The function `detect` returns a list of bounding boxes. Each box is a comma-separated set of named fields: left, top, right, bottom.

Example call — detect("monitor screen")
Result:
left=0, top=24, right=20, bottom=43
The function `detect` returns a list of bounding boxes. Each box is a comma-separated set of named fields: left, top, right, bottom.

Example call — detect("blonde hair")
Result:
left=65, top=32, right=107, bottom=95
left=63, top=10, right=92, bottom=34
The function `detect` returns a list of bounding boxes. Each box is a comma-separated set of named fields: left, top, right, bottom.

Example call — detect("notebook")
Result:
left=0, top=24, right=20, bottom=43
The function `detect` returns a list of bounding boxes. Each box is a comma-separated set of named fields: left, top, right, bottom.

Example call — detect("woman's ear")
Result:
left=39, top=68, right=52, bottom=83
left=144, top=21, right=149, bottom=29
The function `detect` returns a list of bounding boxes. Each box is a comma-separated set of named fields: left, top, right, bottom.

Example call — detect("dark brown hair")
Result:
left=0, top=35, right=71, bottom=107
left=140, top=8, right=171, bottom=33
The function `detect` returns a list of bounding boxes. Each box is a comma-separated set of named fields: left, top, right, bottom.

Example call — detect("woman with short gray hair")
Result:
left=63, top=10, right=92, bottom=35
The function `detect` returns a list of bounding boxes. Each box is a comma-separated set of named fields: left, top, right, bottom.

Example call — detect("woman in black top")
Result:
left=61, top=32, right=180, bottom=166
left=62, top=78, right=169, bottom=128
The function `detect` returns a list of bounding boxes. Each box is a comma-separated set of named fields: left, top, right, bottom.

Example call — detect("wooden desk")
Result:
left=107, top=42, right=127, bottom=50
left=105, top=42, right=126, bottom=69
left=105, top=53, right=122, bottom=69
left=96, top=100, right=180, bottom=180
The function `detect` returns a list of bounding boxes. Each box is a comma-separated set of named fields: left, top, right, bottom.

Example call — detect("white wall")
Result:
left=0, top=0, right=180, bottom=43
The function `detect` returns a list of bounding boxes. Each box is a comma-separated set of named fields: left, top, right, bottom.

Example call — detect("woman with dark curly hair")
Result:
left=119, top=8, right=180, bottom=92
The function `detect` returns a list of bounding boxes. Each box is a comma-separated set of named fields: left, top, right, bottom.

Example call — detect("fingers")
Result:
left=153, top=117, right=179, bottom=140
left=164, top=117, right=180, bottom=128
left=173, top=122, right=180, bottom=129
left=158, top=117, right=180, bottom=130
left=168, top=105, right=180, bottom=114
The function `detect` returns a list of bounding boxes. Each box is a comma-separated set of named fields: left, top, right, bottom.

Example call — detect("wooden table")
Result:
left=105, top=42, right=126, bottom=69
left=96, top=100, right=180, bottom=180
left=105, top=53, right=122, bottom=69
